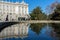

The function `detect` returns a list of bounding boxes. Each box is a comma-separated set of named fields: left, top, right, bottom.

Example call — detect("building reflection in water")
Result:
left=0, top=23, right=30, bottom=39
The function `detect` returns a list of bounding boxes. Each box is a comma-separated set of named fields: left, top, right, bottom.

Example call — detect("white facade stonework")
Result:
left=0, top=1, right=30, bottom=21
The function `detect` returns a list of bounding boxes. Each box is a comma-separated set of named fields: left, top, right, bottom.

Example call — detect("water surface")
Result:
left=0, top=23, right=60, bottom=40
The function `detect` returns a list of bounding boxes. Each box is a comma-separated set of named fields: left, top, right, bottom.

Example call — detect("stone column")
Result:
left=21, top=6, right=22, bottom=16
left=27, top=7, right=28, bottom=14
left=22, top=7, right=24, bottom=15
left=19, top=6, right=20, bottom=16
left=24, top=6, right=25, bottom=15
left=25, top=6, right=28, bottom=14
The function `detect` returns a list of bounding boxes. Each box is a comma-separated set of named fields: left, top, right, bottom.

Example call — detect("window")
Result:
left=10, top=13, right=12, bottom=15
left=0, top=19, right=1, bottom=20
left=18, top=17, right=21, bottom=21
left=12, top=19, right=14, bottom=21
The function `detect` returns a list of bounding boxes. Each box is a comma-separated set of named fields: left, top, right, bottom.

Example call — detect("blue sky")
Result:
left=3, top=0, right=60, bottom=14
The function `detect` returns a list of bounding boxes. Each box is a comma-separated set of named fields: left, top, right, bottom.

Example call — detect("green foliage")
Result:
left=30, top=7, right=47, bottom=20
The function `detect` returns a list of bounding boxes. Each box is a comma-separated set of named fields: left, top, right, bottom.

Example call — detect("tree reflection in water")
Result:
left=50, top=23, right=60, bottom=40
left=30, top=23, right=60, bottom=40
left=30, top=23, right=45, bottom=35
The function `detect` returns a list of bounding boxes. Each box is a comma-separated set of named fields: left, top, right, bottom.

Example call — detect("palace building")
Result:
left=0, top=1, right=30, bottom=21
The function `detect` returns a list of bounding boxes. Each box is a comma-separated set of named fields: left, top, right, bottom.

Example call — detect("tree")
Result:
left=49, top=4, right=60, bottom=20
left=30, top=7, right=47, bottom=20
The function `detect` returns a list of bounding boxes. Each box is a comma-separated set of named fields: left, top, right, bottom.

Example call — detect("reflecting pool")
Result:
left=0, top=23, right=60, bottom=40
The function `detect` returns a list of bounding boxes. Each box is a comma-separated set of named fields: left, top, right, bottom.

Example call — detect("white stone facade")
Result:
left=0, top=1, right=30, bottom=21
